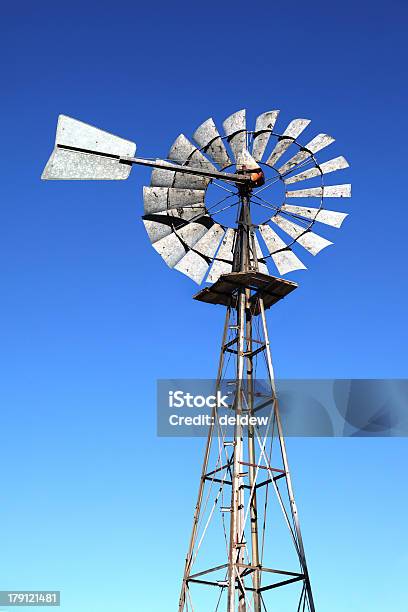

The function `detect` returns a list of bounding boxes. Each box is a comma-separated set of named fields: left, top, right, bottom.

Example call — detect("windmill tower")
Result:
left=42, top=109, right=351, bottom=611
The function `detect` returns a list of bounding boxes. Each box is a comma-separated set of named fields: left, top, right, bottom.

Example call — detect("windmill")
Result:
left=42, top=109, right=351, bottom=611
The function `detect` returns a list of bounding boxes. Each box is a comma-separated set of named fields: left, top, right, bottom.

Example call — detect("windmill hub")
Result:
left=235, top=148, right=265, bottom=188
left=236, top=170, right=265, bottom=191
left=249, top=169, right=265, bottom=187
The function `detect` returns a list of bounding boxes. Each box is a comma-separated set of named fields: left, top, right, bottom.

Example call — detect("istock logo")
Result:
left=169, top=390, right=229, bottom=409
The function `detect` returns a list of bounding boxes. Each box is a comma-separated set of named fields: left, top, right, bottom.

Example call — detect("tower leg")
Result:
left=259, top=299, right=316, bottom=612
left=246, top=307, right=261, bottom=612
left=228, top=292, right=247, bottom=612
left=178, top=309, right=231, bottom=612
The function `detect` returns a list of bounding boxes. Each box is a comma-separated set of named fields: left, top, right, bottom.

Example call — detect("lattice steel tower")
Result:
left=42, top=109, right=351, bottom=610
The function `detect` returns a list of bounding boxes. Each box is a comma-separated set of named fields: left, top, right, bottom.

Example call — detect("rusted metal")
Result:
left=193, top=271, right=298, bottom=313
left=239, top=461, right=285, bottom=474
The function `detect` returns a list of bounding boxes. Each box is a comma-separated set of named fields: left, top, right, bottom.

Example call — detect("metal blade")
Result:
left=168, top=134, right=218, bottom=172
left=207, top=228, right=236, bottom=282
left=278, top=134, right=334, bottom=175
left=152, top=222, right=210, bottom=268
left=174, top=252, right=208, bottom=285
left=174, top=224, right=225, bottom=284
left=143, top=219, right=172, bottom=244
left=143, top=186, right=205, bottom=214
left=193, top=223, right=225, bottom=258
left=258, top=225, right=306, bottom=275
left=142, top=208, right=207, bottom=243
left=41, top=115, right=136, bottom=180
left=251, top=233, right=269, bottom=274
left=265, top=118, right=311, bottom=167
left=252, top=111, right=280, bottom=162
left=272, top=215, right=333, bottom=255
left=222, top=110, right=246, bottom=162
left=156, top=134, right=217, bottom=189
left=235, top=149, right=260, bottom=172
left=284, top=156, right=349, bottom=184
left=150, top=166, right=208, bottom=190
left=286, top=184, right=351, bottom=198
left=193, top=118, right=232, bottom=169
left=280, top=204, right=348, bottom=228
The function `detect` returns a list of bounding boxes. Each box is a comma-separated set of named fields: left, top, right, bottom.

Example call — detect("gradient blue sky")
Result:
left=1, top=1, right=407, bottom=610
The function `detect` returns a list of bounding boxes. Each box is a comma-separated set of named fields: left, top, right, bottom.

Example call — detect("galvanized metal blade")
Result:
left=235, top=149, right=261, bottom=172
left=286, top=184, right=352, bottom=198
left=278, top=134, right=335, bottom=176
left=284, top=156, right=349, bottom=185
left=142, top=208, right=207, bottom=243
left=193, top=223, right=225, bottom=259
left=271, top=214, right=333, bottom=255
left=143, top=186, right=205, bottom=214
left=258, top=225, right=306, bottom=275
left=280, top=204, right=348, bottom=228
left=174, top=224, right=225, bottom=284
left=41, top=115, right=136, bottom=180
left=252, top=110, right=280, bottom=162
left=251, top=233, right=269, bottom=274
left=222, top=110, right=246, bottom=162
left=207, top=228, right=236, bottom=282
left=152, top=221, right=210, bottom=268
left=150, top=166, right=208, bottom=190
left=193, top=118, right=232, bottom=169
left=160, top=133, right=220, bottom=190
left=42, top=148, right=134, bottom=180
left=143, top=219, right=172, bottom=244
left=168, top=134, right=218, bottom=172
left=265, top=118, right=311, bottom=168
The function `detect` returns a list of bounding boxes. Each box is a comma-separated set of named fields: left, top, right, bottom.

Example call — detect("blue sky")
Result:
left=0, top=1, right=407, bottom=610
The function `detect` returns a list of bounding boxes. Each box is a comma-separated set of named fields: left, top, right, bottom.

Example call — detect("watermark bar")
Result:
left=157, top=379, right=408, bottom=437
left=0, top=592, right=60, bottom=606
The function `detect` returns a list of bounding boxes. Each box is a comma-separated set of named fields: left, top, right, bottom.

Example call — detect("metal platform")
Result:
left=193, top=271, right=298, bottom=313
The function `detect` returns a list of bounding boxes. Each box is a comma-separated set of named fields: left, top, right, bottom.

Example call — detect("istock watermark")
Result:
left=168, top=390, right=229, bottom=409
left=157, top=379, right=408, bottom=437
left=158, top=379, right=286, bottom=437
left=167, top=388, right=269, bottom=428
